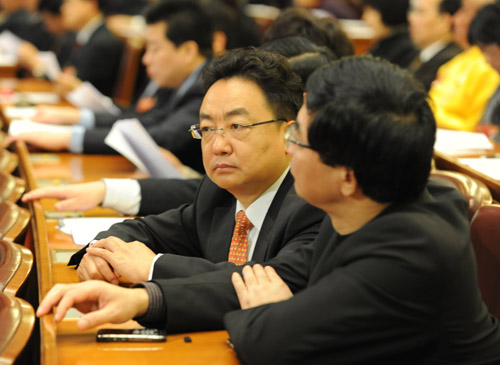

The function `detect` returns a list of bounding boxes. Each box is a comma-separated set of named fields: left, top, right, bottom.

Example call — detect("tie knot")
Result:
left=236, top=210, right=253, bottom=231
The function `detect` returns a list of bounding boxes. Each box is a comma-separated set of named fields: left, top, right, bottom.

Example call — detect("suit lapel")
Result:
left=204, top=203, right=236, bottom=262
left=252, top=172, right=294, bottom=260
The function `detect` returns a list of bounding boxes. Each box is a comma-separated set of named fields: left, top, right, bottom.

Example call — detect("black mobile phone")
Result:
left=96, top=328, right=167, bottom=342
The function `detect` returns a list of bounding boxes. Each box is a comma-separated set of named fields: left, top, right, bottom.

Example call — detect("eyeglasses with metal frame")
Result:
left=189, top=119, right=287, bottom=140
left=284, top=123, right=313, bottom=149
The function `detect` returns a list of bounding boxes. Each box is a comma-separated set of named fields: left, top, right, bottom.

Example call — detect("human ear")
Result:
left=340, top=168, right=357, bottom=197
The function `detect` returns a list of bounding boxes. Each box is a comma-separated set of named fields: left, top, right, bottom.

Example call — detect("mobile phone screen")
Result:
left=96, top=328, right=167, bottom=342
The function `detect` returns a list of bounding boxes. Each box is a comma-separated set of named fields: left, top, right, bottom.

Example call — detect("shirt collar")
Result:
left=76, top=14, right=103, bottom=46
left=419, top=40, right=447, bottom=63
left=235, top=167, right=290, bottom=231
left=174, top=60, right=206, bottom=101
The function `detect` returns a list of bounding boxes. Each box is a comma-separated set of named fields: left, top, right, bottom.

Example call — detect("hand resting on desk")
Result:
left=80, top=236, right=156, bottom=284
left=31, top=105, right=82, bottom=125
left=4, top=130, right=72, bottom=151
left=22, top=181, right=107, bottom=211
left=36, top=281, right=149, bottom=330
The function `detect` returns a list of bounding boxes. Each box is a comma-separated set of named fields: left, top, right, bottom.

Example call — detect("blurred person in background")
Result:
left=407, top=0, right=462, bottom=90
left=362, top=0, right=418, bottom=68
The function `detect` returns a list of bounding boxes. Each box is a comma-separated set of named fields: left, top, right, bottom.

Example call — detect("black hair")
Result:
left=144, top=0, right=214, bottom=57
left=306, top=56, right=436, bottom=203
left=289, top=50, right=336, bottom=85
left=439, top=0, right=461, bottom=15
left=264, top=8, right=354, bottom=58
left=363, top=0, right=410, bottom=26
left=202, top=47, right=303, bottom=121
left=38, top=0, right=62, bottom=14
left=468, top=0, right=500, bottom=46
left=261, top=35, right=335, bottom=58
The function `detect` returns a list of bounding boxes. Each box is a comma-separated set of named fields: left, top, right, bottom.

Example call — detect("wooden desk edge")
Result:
left=434, top=151, right=500, bottom=202
left=15, top=141, right=58, bottom=365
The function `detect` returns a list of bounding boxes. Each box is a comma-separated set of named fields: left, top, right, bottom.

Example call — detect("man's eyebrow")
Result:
left=199, top=108, right=250, bottom=121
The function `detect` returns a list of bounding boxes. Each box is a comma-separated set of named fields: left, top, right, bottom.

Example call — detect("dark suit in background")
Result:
left=0, top=9, right=54, bottom=50
left=65, top=23, right=123, bottom=97
left=368, top=29, right=418, bottom=69
left=82, top=67, right=207, bottom=172
left=410, top=42, right=462, bottom=91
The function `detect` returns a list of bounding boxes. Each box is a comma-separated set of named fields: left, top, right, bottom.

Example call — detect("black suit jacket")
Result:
left=82, top=65, right=207, bottom=173
left=0, top=10, right=54, bottom=51
left=223, top=182, right=500, bottom=364
left=412, top=42, right=462, bottom=91
left=66, top=23, right=123, bottom=97
left=69, top=173, right=325, bottom=332
left=137, top=178, right=200, bottom=216
left=368, top=30, right=418, bottom=69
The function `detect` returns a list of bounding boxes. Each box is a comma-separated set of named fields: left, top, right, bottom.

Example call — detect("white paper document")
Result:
left=8, top=119, right=73, bottom=135
left=105, top=118, right=185, bottom=179
left=0, top=30, right=22, bottom=60
left=39, top=51, right=61, bottom=81
left=458, top=158, right=500, bottom=180
left=66, top=82, right=120, bottom=115
left=434, top=129, right=494, bottom=155
left=4, top=106, right=36, bottom=119
left=57, top=217, right=129, bottom=246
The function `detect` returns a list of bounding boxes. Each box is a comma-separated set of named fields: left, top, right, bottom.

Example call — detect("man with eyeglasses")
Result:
left=63, top=47, right=324, bottom=306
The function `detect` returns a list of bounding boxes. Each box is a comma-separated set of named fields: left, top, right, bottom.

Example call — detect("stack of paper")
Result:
left=66, top=82, right=120, bottom=115
left=57, top=217, right=129, bottom=246
left=0, top=30, right=21, bottom=61
left=434, top=129, right=494, bottom=155
left=8, top=119, right=73, bottom=135
left=458, top=158, right=500, bottom=180
left=3, top=106, right=36, bottom=120
left=105, top=118, right=185, bottom=179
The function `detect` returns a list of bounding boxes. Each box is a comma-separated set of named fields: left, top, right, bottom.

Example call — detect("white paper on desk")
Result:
left=13, top=91, right=60, bottom=104
left=104, top=118, right=185, bottom=179
left=458, top=158, right=500, bottom=180
left=8, top=119, right=73, bottom=135
left=39, top=51, right=61, bottom=81
left=4, top=106, right=36, bottom=119
left=434, top=129, right=494, bottom=155
left=66, top=82, right=120, bottom=115
left=0, top=30, right=21, bottom=59
left=57, top=217, right=129, bottom=246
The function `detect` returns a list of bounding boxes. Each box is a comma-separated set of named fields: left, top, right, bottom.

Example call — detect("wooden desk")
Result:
left=13, top=142, right=239, bottom=365
left=434, top=140, right=500, bottom=202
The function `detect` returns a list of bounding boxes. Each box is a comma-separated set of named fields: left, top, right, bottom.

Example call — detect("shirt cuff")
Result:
left=148, top=254, right=163, bottom=280
left=69, top=125, right=85, bottom=153
left=132, top=282, right=166, bottom=327
left=79, top=108, right=95, bottom=128
left=101, top=178, right=141, bottom=215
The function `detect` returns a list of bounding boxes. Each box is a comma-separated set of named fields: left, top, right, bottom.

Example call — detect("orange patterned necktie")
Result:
left=228, top=210, right=253, bottom=265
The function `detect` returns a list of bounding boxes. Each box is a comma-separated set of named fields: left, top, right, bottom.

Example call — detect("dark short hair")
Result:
left=306, top=56, right=436, bottom=203
left=264, top=8, right=354, bottom=58
left=202, top=48, right=303, bottom=121
left=261, top=36, right=335, bottom=58
left=38, top=0, right=62, bottom=14
left=439, top=0, right=461, bottom=15
left=363, top=0, right=410, bottom=26
left=144, top=0, right=213, bottom=57
left=288, top=50, right=336, bottom=84
left=468, top=1, right=500, bottom=46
